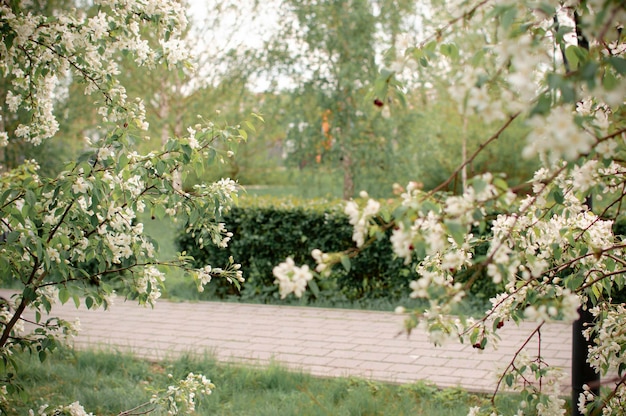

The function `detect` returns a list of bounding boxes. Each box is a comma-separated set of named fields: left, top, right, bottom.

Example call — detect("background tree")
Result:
left=256, top=0, right=416, bottom=199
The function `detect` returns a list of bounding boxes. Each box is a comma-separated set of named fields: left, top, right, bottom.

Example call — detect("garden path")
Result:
left=1, top=289, right=576, bottom=394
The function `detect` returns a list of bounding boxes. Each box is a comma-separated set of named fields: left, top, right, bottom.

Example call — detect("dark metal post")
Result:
left=567, top=10, right=597, bottom=416
left=572, top=303, right=600, bottom=416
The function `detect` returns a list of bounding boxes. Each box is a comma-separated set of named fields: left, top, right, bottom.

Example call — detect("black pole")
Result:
left=570, top=11, right=597, bottom=414
left=572, top=303, right=600, bottom=416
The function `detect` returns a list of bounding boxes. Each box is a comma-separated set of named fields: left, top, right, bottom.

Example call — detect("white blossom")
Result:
left=273, top=257, right=313, bottom=298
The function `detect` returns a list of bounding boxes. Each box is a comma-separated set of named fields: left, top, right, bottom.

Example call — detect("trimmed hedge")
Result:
left=175, top=201, right=419, bottom=303
left=177, top=200, right=626, bottom=305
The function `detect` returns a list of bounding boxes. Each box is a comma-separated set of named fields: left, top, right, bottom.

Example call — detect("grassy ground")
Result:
left=7, top=348, right=519, bottom=415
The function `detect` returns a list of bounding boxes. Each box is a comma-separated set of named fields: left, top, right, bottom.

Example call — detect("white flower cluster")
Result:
left=578, top=379, right=626, bottom=416
left=311, top=248, right=333, bottom=276
left=273, top=257, right=313, bottom=298
left=193, top=256, right=244, bottom=293
left=136, top=266, right=165, bottom=305
left=345, top=193, right=381, bottom=247
left=0, top=0, right=191, bottom=145
left=585, top=304, right=626, bottom=377
left=189, top=221, right=234, bottom=250
left=194, top=265, right=214, bottom=291
left=30, top=401, right=94, bottom=416
left=98, top=204, right=147, bottom=264
left=152, top=372, right=215, bottom=415
left=524, top=106, right=596, bottom=163
left=193, top=178, right=240, bottom=218
left=0, top=306, right=24, bottom=337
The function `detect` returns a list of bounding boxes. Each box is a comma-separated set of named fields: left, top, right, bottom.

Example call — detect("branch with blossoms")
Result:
left=0, top=1, right=257, bottom=411
left=0, top=116, right=251, bottom=344
left=0, top=0, right=189, bottom=144
left=274, top=1, right=626, bottom=415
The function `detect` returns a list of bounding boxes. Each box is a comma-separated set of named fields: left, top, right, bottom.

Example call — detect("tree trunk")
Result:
left=342, top=152, right=353, bottom=200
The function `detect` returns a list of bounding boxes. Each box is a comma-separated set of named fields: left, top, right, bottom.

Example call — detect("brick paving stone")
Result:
left=0, top=289, right=581, bottom=394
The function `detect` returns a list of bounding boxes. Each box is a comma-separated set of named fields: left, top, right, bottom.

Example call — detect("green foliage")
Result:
left=9, top=349, right=154, bottom=413
left=176, top=198, right=416, bottom=303
left=0, top=2, right=253, bottom=404
left=7, top=347, right=505, bottom=415
left=260, top=0, right=419, bottom=199
left=175, top=196, right=500, bottom=306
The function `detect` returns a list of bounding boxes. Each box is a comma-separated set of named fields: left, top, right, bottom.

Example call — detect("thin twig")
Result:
left=491, top=321, right=545, bottom=405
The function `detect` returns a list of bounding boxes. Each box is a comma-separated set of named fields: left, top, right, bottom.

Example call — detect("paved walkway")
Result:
left=2, top=289, right=575, bottom=393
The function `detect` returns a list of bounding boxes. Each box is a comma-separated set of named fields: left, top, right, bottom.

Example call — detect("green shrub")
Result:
left=175, top=196, right=505, bottom=307
left=176, top=198, right=419, bottom=303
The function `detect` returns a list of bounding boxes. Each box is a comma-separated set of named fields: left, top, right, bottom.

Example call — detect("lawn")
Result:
left=7, top=348, right=521, bottom=415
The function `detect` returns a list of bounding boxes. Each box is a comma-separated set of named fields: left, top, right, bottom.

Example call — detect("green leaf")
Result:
left=155, top=160, right=167, bottom=175
left=340, top=255, right=351, bottom=273
left=603, top=70, right=619, bottom=91
left=424, top=40, right=438, bottom=55
left=556, top=25, right=575, bottom=45
left=563, top=86, right=577, bottom=103
left=152, top=203, right=166, bottom=220
left=420, top=200, right=439, bottom=216
left=117, top=153, right=129, bottom=171
left=580, top=62, right=599, bottom=88
left=530, top=93, right=552, bottom=116
left=414, top=239, right=427, bottom=260
left=5, top=231, right=19, bottom=244
left=607, top=57, right=626, bottom=75
left=472, top=178, right=487, bottom=195
left=537, top=3, right=556, bottom=16
left=0, top=189, right=13, bottom=207
left=250, top=112, right=265, bottom=123
left=244, top=120, right=256, bottom=133
left=188, top=209, right=199, bottom=227
left=440, top=43, right=459, bottom=60
left=85, top=296, right=94, bottom=310
left=551, top=189, right=564, bottom=204
left=500, top=7, right=517, bottom=29
left=23, top=286, right=37, bottom=302
left=165, top=139, right=179, bottom=152
left=480, top=337, right=487, bottom=349
left=58, top=287, right=70, bottom=305
left=10, top=210, right=25, bottom=227
left=24, top=190, right=37, bottom=209
left=308, top=278, right=320, bottom=298
left=469, top=327, right=480, bottom=345
left=444, top=220, right=466, bottom=246
left=565, top=45, right=584, bottom=69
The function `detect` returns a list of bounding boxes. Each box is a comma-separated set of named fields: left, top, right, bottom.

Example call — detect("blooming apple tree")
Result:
left=0, top=0, right=249, bottom=412
left=275, top=0, right=626, bottom=414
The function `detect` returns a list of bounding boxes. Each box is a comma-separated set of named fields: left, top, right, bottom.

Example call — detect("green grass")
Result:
left=141, top=214, right=183, bottom=263
left=6, top=348, right=521, bottom=415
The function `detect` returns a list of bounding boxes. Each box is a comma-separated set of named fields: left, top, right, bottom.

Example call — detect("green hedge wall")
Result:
left=177, top=202, right=626, bottom=305
left=176, top=202, right=419, bottom=302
